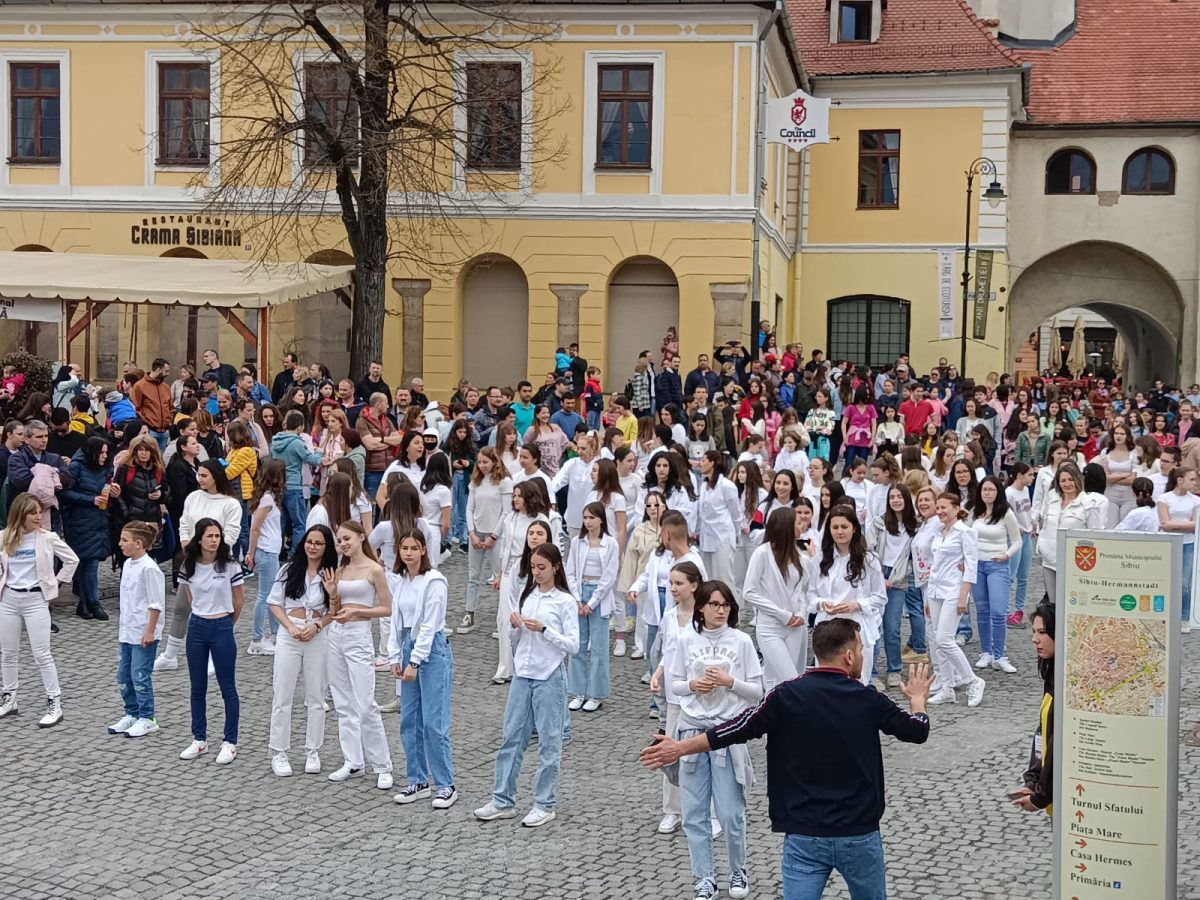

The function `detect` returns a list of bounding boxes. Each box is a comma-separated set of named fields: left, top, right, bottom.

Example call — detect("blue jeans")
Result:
left=874, top=565, right=907, bottom=676
left=644, top=585, right=669, bottom=676
left=1184, top=542, right=1194, bottom=622
left=973, top=559, right=1012, bottom=659
left=843, top=444, right=871, bottom=468
left=586, top=409, right=602, bottom=431
left=149, top=429, right=169, bottom=452
left=186, top=614, right=239, bottom=744
left=399, top=629, right=455, bottom=789
left=117, top=640, right=158, bottom=719
left=679, top=728, right=747, bottom=881
left=1009, top=531, right=1033, bottom=614
left=492, top=666, right=566, bottom=811
left=956, top=612, right=973, bottom=642
left=234, top=500, right=250, bottom=561
left=782, top=832, right=888, bottom=900
left=364, top=471, right=384, bottom=508
left=282, top=489, right=308, bottom=550
left=450, top=471, right=470, bottom=545
left=251, top=548, right=280, bottom=641
left=76, top=558, right=100, bottom=605
left=902, top=583, right=927, bottom=654
left=569, top=583, right=610, bottom=701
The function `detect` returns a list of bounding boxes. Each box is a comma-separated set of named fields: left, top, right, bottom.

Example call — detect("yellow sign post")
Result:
left=1055, top=531, right=1181, bottom=899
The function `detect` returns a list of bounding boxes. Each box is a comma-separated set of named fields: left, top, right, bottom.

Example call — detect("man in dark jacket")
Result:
left=355, top=360, right=392, bottom=406
left=566, top=343, right=588, bottom=396
left=655, top=355, right=684, bottom=409
left=8, top=420, right=73, bottom=530
left=271, top=352, right=299, bottom=404
left=684, top=353, right=719, bottom=399
left=642, top=619, right=931, bottom=900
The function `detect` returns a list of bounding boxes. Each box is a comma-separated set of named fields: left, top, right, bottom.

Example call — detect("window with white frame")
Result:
left=9, top=62, right=60, bottom=163
left=157, top=61, right=210, bottom=165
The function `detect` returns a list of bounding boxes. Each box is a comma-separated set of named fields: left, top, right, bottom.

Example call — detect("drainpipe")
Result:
left=750, top=0, right=782, bottom=359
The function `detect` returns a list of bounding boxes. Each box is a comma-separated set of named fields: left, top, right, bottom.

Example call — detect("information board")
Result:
left=1055, top=531, right=1181, bottom=899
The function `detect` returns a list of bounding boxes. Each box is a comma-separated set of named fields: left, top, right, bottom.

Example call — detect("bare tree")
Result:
left=192, top=1, right=566, bottom=378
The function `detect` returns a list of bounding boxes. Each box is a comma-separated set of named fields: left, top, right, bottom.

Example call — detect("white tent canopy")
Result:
left=0, top=251, right=354, bottom=309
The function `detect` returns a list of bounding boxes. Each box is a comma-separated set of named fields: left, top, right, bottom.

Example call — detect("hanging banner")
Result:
left=972, top=250, right=993, bottom=340
left=0, top=297, right=60, bottom=323
left=1054, top=530, right=1181, bottom=900
left=764, top=90, right=831, bottom=151
left=938, top=249, right=955, bottom=340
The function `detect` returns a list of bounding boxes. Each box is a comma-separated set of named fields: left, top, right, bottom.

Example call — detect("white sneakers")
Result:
left=153, top=653, right=179, bottom=672
left=126, top=718, right=158, bottom=738
left=179, top=740, right=208, bottom=760
left=215, top=742, right=238, bottom=765
left=0, top=691, right=17, bottom=718
left=327, top=763, right=364, bottom=782
left=975, top=653, right=993, bottom=670
left=377, top=772, right=394, bottom=790
left=246, top=640, right=276, bottom=656
left=928, top=688, right=956, bottom=705
left=567, top=697, right=584, bottom=712
left=521, top=806, right=556, bottom=828
left=992, top=657, right=1017, bottom=674
left=581, top=699, right=602, bottom=712
left=272, top=752, right=293, bottom=777
left=305, top=750, right=321, bottom=774
left=37, top=697, right=63, bottom=728
left=657, top=813, right=682, bottom=834
left=613, top=639, right=626, bottom=657
left=108, top=714, right=137, bottom=735
left=966, top=677, right=987, bottom=708
left=473, top=802, right=518, bottom=821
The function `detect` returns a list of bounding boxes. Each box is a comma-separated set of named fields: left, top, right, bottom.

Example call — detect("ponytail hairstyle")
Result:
left=1007, top=461, right=1031, bottom=488
left=518, top=543, right=570, bottom=607
left=579, top=500, right=610, bottom=537
left=764, top=506, right=803, bottom=578
left=871, top=451, right=901, bottom=483
left=1131, top=476, right=1156, bottom=508
left=819, top=504, right=868, bottom=584
left=669, top=560, right=704, bottom=598
left=336, top=519, right=380, bottom=567
left=937, top=490, right=969, bottom=521
left=120, top=519, right=161, bottom=552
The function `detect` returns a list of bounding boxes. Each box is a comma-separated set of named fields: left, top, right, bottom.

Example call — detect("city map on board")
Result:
left=1066, top=615, right=1167, bottom=717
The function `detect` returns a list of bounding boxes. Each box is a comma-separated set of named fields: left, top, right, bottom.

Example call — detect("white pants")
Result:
left=269, top=625, right=329, bottom=754
left=732, top=540, right=755, bottom=601
left=0, top=589, right=59, bottom=698
left=927, top=596, right=975, bottom=688
left=327, top=619, right=392, bottom=772
left=700, top=547, right=735, bottom=588
left=755, top=618, right=808, bottom=690
left=859, top=640, right=875, bottom=686
left=494, top=568, right=518, bottom=681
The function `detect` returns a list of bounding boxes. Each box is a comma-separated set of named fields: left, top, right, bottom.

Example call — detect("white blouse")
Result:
left=696, top=476, right=743, bottom=551
left=926, top=520, right=978, bottom=601
left=807, top=549, right=886, bottom=645
left=742, top=543, right=808, bottom=625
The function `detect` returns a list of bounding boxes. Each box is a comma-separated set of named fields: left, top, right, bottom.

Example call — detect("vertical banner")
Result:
left=938, top=249, right=955, bottom=340
left=972, top=250, right=993, bottom=340
left=1055, top=531, right=1181, bottom=900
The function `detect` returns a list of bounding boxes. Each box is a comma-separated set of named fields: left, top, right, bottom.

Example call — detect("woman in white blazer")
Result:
left=742, top=506, right=810, bottom=689
left=565, top=502, right=620, bottom=711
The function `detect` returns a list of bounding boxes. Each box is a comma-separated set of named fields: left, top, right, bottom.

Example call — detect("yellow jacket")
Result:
left=224, top=446, right=258, bottom=501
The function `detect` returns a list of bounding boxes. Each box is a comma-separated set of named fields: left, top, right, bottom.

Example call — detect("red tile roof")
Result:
left=788, top=0, right=1022, bottom=77
left=1014, top=0, right=1200, bottom=126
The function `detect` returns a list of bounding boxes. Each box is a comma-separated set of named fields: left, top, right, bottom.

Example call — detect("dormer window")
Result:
left=830, top=1, right=882, bottom=44
left=839, top=2, right=873, bottom=42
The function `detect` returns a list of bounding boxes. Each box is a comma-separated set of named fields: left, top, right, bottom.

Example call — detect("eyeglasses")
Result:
left=706, top=601, right=732, bottom=610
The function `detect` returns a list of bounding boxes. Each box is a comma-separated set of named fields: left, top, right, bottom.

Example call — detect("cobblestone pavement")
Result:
left=1, top=555, right=1197, bottom=900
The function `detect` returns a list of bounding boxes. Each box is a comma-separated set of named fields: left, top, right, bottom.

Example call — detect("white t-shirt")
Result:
left=255, top=491, right=283, bottom=554
left=180, top=559, right=244, bottom=616
left=6, top=533, right=38, bottom=589
left=585, top=489, right=627, bottom=538
left=353, top=493, right=372, bottom=525
left=1116, top=506, right=1160, bottom=533
left=1158, top=490, right=1200, bottom=544
left=421, top=483, right=452, bottom=534
left=1006, top=485, right=1033, bottom=534
left=119, top=554, right=166, bottom=644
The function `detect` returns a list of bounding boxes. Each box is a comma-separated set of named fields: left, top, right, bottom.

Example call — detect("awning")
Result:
left=0, top=251, right=354, bottom=309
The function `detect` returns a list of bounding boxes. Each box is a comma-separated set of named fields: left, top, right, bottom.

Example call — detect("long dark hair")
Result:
left=519, top=544, right=570, bottom=607
left=951, top=459, right=978, bottom=507
left=82, top=435, right=109, bottom=469
left=420, top=451, right=452, bottom=493
left=398, top=430, right=426, bottom=471
left=883, top=484, right=919, bottom=537
left=393, top=528, right=433, bottom=576
left=764, top=506, right=802, bottom=578
left=282, top=524, right=337, bottom=600
left=181, top=517, right=233, bottom=577
left=579, top=500, right=610, bottom=537
left=251, top=458, right=286, bottom=513
left=516, top=520, right=553, bottom=582
left=198, top=458, right=234, bottom=496
left=971, top=475, right=1010, bottom=525
left=734, top=460, right=764, bottom=521
left=1032, top=599, right=1055, bottom=688
left=819, top=481, right=845, bottom=528
left=702, top=449, right=725, bottom=489
left=820, top=505, right=868, bottom=586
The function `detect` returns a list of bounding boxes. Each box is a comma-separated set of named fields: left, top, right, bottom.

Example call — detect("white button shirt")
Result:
left=511, top=586, right=581, bottom=680
left=696, top=475, right=743, bottom=552
left=926, top=520, right=978, bottom=601
left=807, top=549, right=886, bottom=644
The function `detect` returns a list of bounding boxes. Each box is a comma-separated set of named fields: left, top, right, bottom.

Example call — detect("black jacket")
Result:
left=707, top=668, right=929, bottom=836
left=164, top=455, right=198, bottom=529
left=112, top=463, right=170, bottom=526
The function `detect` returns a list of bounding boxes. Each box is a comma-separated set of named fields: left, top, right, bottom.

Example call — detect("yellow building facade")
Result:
left=0, top=2, right=805, bottom=397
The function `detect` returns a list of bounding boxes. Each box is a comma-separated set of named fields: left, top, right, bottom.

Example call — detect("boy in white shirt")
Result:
left=108, top=522, right=167, bottom=738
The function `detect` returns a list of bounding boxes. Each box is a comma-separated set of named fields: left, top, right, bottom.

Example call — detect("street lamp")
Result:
left=960, top=157, right=1006, bottom=375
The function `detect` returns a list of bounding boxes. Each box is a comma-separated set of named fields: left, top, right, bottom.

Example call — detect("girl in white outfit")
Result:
left=0, top=494, right=78, bottom=727
left=461, top=448, right=513, bottom=635
left=551, top=433, right=599, bottom=541
left=1036, top=462, right=1105, bottom=603
left=369, top=479, right=438, bottom=670
left=325, top=521, right=394, bottom=789
left=565, top=502, right=620, bottom=711
left=696, top=451, right=743, bottom=587
left=743, top=506, right=810, bottom=689
left=490, top=482, right=551, bottom=684
left=808, top=505, right=885, bottom=687
left=730, top=461, right=767, bottom=595
left=647, top=560, right=702, bottom=835
left=926, top=492, right=986, bottom=708
left=267, top=523, right=336, bottom=778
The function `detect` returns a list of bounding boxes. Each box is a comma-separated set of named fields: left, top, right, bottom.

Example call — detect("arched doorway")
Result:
left=1007, top=242, right=1184, bottom=388
left=607, top=258, right=679, bottom=381
left=461, top=255, right=529, bottom=388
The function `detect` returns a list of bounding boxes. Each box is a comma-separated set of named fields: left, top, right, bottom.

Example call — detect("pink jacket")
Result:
left=28, top=463, right=61, bottom=510
left=0, top=529, right=79, bottom=601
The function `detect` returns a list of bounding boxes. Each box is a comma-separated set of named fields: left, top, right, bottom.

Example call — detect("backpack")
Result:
left=122, top=464, right=164, bottom=490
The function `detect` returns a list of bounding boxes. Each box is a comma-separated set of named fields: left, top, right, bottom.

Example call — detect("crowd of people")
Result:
left=0, top=329, right=1185, bottom=899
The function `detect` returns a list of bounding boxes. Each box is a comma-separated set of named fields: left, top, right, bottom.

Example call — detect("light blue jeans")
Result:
left=251, top=548, right=280, bottom=641
left=874, top=565, right=908, bottom=676
left=973, top=559, right=1012, bottom=659
left=117, top=640, right=158, bottom=719
left=568, top=582, right=610, bottom=701
left=450, top=471, right=469, bottom=546
left=1009, top=531, right=1033, bottom=614
left=491, top=665, right=566, bottom=811
left=679, top=728, right=747, bottom=882
left=399, top=629, right=455, bottom=790
left=782, top=831, right=887, bottom=900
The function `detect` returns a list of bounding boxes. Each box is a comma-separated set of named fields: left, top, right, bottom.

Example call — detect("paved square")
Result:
left=1, top=557, right=1197, bottom=900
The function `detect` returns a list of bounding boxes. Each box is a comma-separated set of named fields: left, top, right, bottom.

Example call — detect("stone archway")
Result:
left=1007, top=241, right=1185, bottom=387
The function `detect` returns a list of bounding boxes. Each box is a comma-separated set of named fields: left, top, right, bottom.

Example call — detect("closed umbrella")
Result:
left=1112, top=333, right=1126, bottom=378
left=1047, top=318, right=1063, bottom=373
left=1067, top=315, right=1088, bottom=378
